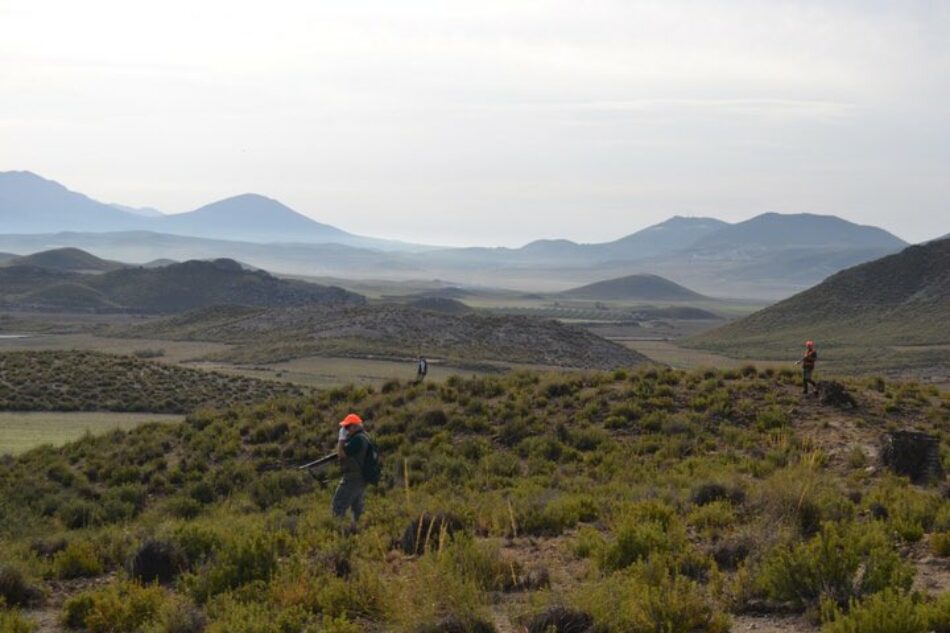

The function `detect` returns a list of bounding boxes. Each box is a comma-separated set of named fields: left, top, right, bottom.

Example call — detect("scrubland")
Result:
left=0, top=365, right=948, bottom=632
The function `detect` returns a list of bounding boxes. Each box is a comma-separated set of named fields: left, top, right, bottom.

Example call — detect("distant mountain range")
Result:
left=1, top=170, right=938, bottom=300
left=0, top=171, right=421, bottom=251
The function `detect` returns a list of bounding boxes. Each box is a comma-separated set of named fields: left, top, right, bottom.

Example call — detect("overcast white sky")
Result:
left=1, top=0, right=948, bottom=246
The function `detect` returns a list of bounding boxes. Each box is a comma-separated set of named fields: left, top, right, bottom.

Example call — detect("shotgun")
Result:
left=297, top=452, right=337, bottom=470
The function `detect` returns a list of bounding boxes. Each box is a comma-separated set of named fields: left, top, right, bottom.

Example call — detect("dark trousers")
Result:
left=803, top=367, right=817, bottom=393
left=331, top=477, right=366, bottom=522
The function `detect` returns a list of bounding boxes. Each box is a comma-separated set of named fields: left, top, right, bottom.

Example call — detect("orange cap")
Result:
left=805, top=340, right=814, bottom=348
left=339, top=413, right=363, bottom=427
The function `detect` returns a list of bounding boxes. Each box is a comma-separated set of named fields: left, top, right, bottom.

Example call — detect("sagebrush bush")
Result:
left=0, top=565, right=43, bottom=608
left=578, top=561, right=729, bottom=633
left=932, top=532, right=950, bottom=557
left=760, top=521, right=914, bottom=608
left=821, top=589, right=924, bottom=633
left=62, top=580, right=166, bottom=633
left=183, top=531, right=284, bottom=603
left=53, top=541, right=104, bottom=579
left=0, top=606, right=37, bottom=633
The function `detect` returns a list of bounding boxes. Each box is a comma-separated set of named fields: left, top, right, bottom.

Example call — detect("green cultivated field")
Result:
left=0, top=411, right=183, bottom=455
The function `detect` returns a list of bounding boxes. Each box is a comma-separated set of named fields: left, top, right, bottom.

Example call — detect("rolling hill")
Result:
left=686, top=239, right=950, bottom=373
left=123, top=303, right=648, bottom=369
left=560, top=273, right=707, bottom=301
left=2, top=247, right=125, bottom=272
left=0, top=364, right=946, bottom=632
left=0, top=257, right=365, bottom=313
left=0, top=350, right=302, bottom=413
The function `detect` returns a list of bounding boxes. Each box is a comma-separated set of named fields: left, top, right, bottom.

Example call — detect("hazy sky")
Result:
left=2, top=0, right=948, bottom=246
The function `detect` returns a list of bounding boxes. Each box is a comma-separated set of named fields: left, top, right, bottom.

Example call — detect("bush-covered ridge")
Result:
left=121, top=303, right=649, bottom=369
left=0, top=367, right=947, bottom=632
left=0, top=350, right=304, bottom=413
left=0, top=257, right=365, bottom=313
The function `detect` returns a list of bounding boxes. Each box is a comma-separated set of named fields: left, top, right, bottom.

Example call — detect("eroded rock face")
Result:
left=881, top=431, right=944, bottom=484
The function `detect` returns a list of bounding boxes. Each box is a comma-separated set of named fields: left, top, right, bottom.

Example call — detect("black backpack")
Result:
left=360, top=434, right=382, bottom=485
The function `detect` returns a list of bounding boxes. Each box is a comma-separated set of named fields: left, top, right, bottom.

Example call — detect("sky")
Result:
left=1, top=0, right=948, bottom=246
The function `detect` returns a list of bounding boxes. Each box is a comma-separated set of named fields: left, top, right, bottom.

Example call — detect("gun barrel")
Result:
left=297, top=452, right=337, bottom=470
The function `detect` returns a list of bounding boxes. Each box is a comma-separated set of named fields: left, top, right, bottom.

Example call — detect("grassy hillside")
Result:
left=560, top=273, right=707, bottom=301
left=0, top=350, right=303, bottom=413
left=0, top=258, right=365, bottom=313
left=0, top=367, right=947, bottom=632
left=120, top=303, right=648, bottom=369
left=685, top=240, right=950, bottom=374
left=3, top=247, right=125, bottom=272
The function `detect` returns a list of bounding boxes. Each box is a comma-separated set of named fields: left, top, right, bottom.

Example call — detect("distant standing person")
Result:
left=332, top=413, right=373, bottom=532
left=416, top=355, right=429, bottom=382
left=795, top=340, right=818, bottom=395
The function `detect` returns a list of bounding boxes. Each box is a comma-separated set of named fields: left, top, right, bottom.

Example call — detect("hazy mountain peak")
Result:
left=0, top=171, right=147, bottom=233
left=691, top=212, right=907, bottom=251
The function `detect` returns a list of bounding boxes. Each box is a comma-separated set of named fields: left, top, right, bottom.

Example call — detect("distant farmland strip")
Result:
left=0, top=411, right=184, bottom=455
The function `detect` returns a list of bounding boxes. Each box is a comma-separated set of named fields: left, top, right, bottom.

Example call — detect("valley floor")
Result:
left=0, top=411, right=184, bottom=455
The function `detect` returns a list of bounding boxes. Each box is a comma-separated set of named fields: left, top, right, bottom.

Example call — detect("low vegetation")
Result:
left=0, top=350, right=303, bottom=413
left=119, top=303, right=648, bottom=369
left=0, top=365, right=947, bottom=632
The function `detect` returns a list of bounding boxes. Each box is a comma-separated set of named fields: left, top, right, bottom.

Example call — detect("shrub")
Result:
left=164, top=496, right=202, bottom=520
left=524, top=606, right=593, bottom=633
left=686, top=501, right=736, bottom=533
left=61, top=580, right=165, bottom=633
left=821, top=589, right=924, bottom=633
left=0, top=610, right=37, bottom=633
left=579, top=565, right=729, bottom=633
left=145, top=594, right=206, bottom=633
left=0, top=565, right=43, bottom=608
left=400, top=513, right=464, bottom=556
left=597, top=513, right=683, bottom=573
left=760, top=522, right=914, bottom=608
left=924, top=592, right=950, bottom=633
left=184, top=531, right=282, bottom=603
left=847, top=446, right=868, bottom=469
left=53, top=541, right=104, bottom=579
left=756, top=406, right=789, bottom=430
left=691, top=482, right=745, bottom=507
left=249, top=471, right=310, bottom=509
left=932, top=532, right=950, bottom=558
left=57, top=499, right=101, bottom=529
left=130, top=539, right=188, bottom=584
left=517, top=494, right=598, bottom=537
